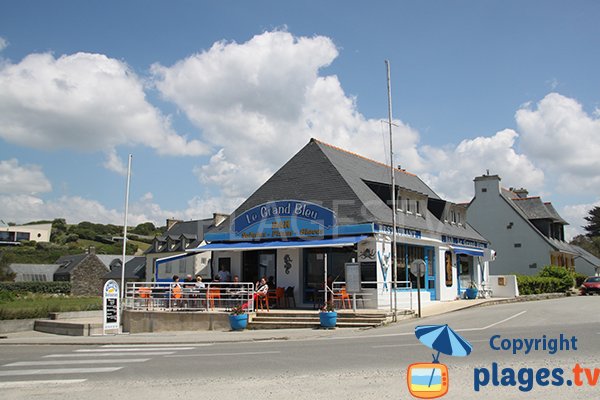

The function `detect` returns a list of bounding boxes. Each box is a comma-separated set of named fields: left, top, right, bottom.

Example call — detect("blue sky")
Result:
left=0, top=1, right=599, bottom=238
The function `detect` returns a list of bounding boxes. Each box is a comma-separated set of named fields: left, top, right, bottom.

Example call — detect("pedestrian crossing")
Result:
left=0, top=343, right=203, bottom=388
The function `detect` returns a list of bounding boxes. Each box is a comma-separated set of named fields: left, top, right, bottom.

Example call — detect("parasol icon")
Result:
left=415, top=324, right=472, bottom=362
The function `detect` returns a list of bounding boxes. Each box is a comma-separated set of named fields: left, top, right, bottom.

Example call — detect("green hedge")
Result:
left=516, top=276, right=563, bottom=295
left=0, top=282, right=71, bottom=295
left=517, top=265, right=576, bottom=295
left=538, top=265, right=575, bottom=292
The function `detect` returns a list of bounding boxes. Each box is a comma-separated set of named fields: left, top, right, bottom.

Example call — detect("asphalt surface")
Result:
left=1, top=296, right=598, bottom=399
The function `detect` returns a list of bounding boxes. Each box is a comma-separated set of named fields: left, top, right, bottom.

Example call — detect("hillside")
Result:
left=0, top=219, right=165, bottom=279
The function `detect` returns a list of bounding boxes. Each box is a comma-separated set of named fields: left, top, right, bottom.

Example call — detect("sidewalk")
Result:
left=0, top=294, right=565, bottom=346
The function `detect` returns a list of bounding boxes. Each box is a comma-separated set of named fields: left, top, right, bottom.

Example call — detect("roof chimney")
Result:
left=87, top=246, right=95, bottom=255
left=213, top=213, right=229, bottom=227
left=166, top=218, right=182, bottom=231
left=512, top=188, right=529, bottom=198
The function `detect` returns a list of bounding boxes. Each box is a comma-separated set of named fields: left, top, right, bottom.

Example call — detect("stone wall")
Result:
left=71, top=254, right=109, bottom=296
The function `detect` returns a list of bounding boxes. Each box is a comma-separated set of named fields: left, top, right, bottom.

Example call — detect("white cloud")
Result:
left=516, top=93, right=600, bottom=192
left=417, top=129, right=545, bottom=202
left=153, top=30, right=420, bottom=200
left=0, top=158, right=52, bottom=195
left=103, top=149, right=127, bottom=176
left=0, top=52, right=208, bottom=158
left=0, top=37, right=7, bottom=52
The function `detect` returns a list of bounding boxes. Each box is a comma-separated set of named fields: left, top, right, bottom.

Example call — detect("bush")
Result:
left=0, top=282, right=71, bottom=295
left=538, top=265, right=575, bottom=292
left=516, top=275, right=563, bottom=295
left=574, top=273, right=588, bottom=288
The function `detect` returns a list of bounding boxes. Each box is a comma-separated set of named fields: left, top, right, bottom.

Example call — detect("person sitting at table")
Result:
left=241, top=277, right=268, bottom=309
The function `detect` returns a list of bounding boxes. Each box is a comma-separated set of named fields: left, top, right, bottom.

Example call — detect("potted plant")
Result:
left=229, top=305, right=248, bottom=331
left=319, top=301, right=337, bottom=328
left=465, top=282, right=479, bottom=299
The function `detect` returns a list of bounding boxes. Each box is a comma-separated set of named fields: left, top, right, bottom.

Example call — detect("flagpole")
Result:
left=385, top=60, right=398, bottom=322
left=120, top=154, right=132, bottom=309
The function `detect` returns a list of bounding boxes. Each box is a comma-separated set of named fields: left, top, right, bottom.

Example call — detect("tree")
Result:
left=583, top=206, right=600, bottom=237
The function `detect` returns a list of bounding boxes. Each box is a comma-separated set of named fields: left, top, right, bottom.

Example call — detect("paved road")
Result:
left=1, top=296, right=599, bottom=399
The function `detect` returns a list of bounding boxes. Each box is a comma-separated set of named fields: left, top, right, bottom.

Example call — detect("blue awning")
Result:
left=450, top=245, right=485, bottom=257
left=189, top=235, right=369, bottom=253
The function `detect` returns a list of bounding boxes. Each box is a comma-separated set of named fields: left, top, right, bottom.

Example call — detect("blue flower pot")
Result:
left=229, top=314, right=248, bottom=331
left=319, top=311, right=337, bottom=328
left=465, top=288, right=479, bottom=300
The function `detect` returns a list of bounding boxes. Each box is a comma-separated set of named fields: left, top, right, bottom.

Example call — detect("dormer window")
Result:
left=397, top=195, right=403, bottom=211
left=415, top=200, right=421, bottom=216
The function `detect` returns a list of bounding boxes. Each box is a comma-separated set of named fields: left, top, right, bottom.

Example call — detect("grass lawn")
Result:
left=0, top=294, right=102, bottom=320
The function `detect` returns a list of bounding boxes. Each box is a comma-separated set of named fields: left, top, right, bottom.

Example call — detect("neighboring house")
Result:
left=145, top=215, right=227, bottom=282
left=0, top=223, right=52, bottom=245
left=467, top=174, right=600, bottom=276
left=53, top=247, right=109, bottom=296
left=104, top=256, right=146, bottom=284
left=8, top=264, right=59, bottom=282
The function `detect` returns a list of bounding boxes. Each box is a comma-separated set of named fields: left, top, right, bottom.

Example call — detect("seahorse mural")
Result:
left=284, top=254, right=293, bottom=274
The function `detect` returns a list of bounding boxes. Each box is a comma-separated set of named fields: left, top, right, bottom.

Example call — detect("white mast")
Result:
left=120, top=154, right=132, bottom=303
left=385, top=60, right=398, bottom=321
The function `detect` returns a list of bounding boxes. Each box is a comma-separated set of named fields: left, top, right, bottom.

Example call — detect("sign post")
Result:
left=410, top=259, right=426, bottom=318
left=345, top=261, right=361, bottom=312
left=103, top=279, right=120, bottom=335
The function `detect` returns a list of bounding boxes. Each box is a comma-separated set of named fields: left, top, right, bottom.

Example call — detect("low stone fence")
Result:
left=123, top=310, right=254, bottom=333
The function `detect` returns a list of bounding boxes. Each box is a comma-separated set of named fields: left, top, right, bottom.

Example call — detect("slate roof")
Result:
left=104, top=256, right=146, bottom=280
left=53, top=254, right=89, bottom=277
left=8, top=264, right=59, bottom=281
left=571, top=245, right=600, bottom=268
left=146, top=218, right=216, bottom=254
left=96, top=255, right=135, bottom=269
left=212, top=138, right=486, bottom=242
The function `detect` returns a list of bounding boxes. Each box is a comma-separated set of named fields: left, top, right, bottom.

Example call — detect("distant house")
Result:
left=104, top=256, right=146, bottom=283
left=53, top=247, right=109, bottom=296
left=467, top=174, right=600, bottom=276
left=145, top=215, right=227, bottom=282
left=0, top=223, right=52, bottom=245
left=8, top=264, right=59, bottom=282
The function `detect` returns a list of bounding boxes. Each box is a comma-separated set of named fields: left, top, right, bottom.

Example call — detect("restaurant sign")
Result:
left=231, top=200, right=336, bottom=239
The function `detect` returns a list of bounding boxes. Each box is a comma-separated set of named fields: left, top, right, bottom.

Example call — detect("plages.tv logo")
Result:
left=407, top=324, right=473, bottom=399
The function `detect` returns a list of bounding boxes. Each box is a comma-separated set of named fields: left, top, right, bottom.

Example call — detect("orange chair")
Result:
left=138, top=286, right=151, bottom=309
left=334, top=287, right=351, bottom=309
left=207, top=286, right=221, bottom=310
left=256, top=292, right=269, bottom=311
left=268, top=287, right=285, bottom=308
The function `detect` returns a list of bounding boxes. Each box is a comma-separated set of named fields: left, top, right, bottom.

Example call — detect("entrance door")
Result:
left=303, top=247, right=355, bottom=305
left=242, top=250, right=276, bottom=286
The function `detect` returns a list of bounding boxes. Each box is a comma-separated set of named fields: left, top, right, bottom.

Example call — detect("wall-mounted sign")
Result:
left=374, top=224, right=422, bottom=239
left=231, top=200, right=336, bottom=240
left=103, top=279, right=120, bottom=333
left=441, top=235, right=487, bottom=248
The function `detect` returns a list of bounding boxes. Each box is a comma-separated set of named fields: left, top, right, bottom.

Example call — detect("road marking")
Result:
left=0, top=367, right=122, bottom=377
left=0, top=379, right=87, bottom=389
left=44, top=352, right=174, bottom=358
left=5, top=358, right=150, bottom=367
left=165, top=351, right=281, bottom=358
left=100, top=344, right=213, bottom=348
left=371, top=339, right=489, bottom=349
left=75, top=347, right=193, bottom=352
left=456, top=311, right=528, bottom=332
